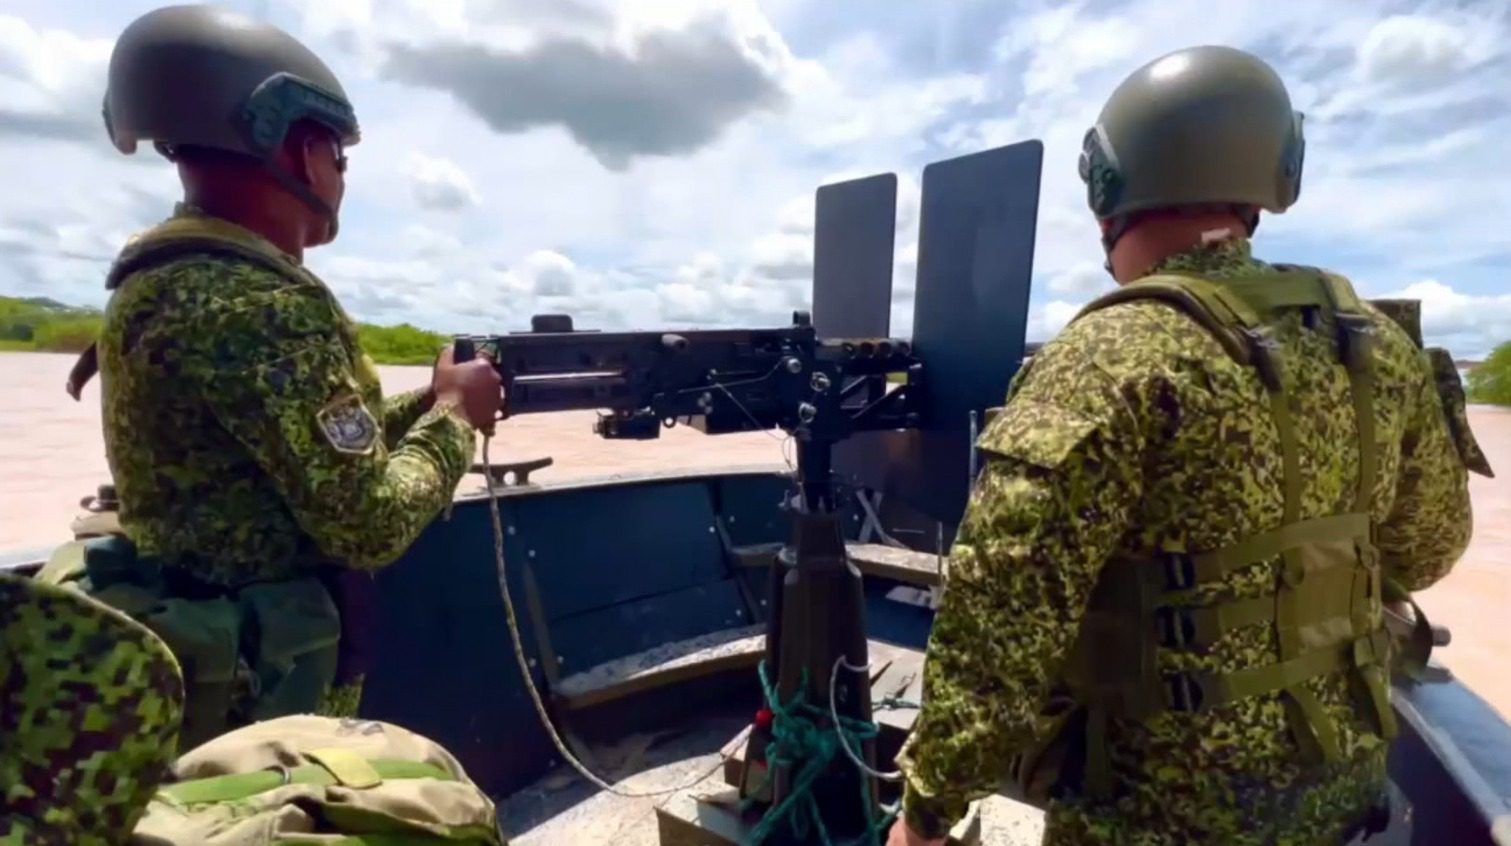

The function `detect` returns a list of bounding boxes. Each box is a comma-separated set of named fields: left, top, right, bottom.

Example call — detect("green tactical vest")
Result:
left=1009, top=265, right=1435, bottom=804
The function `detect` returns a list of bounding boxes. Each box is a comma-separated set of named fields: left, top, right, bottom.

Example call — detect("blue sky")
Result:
left=1, top=0, right=1507, bottom=356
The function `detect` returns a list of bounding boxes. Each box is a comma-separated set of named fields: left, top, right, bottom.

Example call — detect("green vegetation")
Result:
left=1467, top=341, right=1511, bottom=407
left=356, top=323, right=448, bottom=366
left=0, top=295, right=448, bottom=365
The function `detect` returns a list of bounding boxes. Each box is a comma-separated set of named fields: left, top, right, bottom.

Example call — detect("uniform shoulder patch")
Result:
left=317, top=393, right=379, bottom=455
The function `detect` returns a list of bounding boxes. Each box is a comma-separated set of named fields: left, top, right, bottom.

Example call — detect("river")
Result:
left=2, top=351, right=1507, bottom=717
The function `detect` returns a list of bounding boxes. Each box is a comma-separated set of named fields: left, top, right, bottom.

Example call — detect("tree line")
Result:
left=0, top=295, right=447, bottom=366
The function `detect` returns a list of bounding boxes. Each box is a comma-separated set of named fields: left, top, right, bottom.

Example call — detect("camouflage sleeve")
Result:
left=895, top=336, right=1146, bottom=836
left=1, top=574, right=184, bottom=846
left=190, top=280, right=477, bottom=569
left=381, top=387, right=436, bottom=449
left=1376, top=352, right=1472, bottom=592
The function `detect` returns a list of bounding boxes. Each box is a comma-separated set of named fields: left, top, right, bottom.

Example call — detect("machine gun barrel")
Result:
left=454, top=312, right=921, bottom=440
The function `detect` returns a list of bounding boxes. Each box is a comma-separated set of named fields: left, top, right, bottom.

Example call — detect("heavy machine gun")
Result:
left=454, top=311, right=921, bottom=447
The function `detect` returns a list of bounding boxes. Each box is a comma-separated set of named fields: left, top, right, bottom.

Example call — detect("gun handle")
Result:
left=454, top=337, right=476, bottom=363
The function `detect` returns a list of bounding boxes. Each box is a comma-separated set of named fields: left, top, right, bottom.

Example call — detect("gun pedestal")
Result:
left=656, top=439, right=982, bottom=846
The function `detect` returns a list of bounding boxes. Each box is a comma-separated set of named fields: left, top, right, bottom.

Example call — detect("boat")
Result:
left=4, top=139, right=1508, bottom=845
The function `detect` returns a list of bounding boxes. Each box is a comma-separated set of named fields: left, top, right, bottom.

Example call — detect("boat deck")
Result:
left=496, top=709, right=1048, bottom=845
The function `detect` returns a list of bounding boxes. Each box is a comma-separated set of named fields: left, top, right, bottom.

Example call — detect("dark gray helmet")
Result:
left=103, top=4, right=360, bottom=160
left=1079, top=45, right=1303, bottom=226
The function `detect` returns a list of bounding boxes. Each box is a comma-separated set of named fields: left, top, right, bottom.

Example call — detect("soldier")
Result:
left=49, top=4, right=502, bottom=750
left=889, top=45, right=1483, bottom=845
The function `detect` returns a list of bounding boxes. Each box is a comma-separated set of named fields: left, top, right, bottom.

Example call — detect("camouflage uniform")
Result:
left=0, top=573, right=184, bottom=845
left=895, top=238, right=1474, bottom=844
left=90, top=203, right=474, bottom=728
left=100, top=205, right=473, bottom=583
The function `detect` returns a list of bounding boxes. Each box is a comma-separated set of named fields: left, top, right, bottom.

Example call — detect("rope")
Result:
left=480, top=433, right=724, bottom=799
left=741, top=662, right=911, bottom=846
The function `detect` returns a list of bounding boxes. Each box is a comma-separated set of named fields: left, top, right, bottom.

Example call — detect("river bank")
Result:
left=2, top=350, right=1506, bottom=717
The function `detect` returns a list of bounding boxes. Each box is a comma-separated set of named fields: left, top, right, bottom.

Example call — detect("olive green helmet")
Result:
left=1079, top=45, right=1304, bottom=233
left=103, top=4, right=359, bottom=160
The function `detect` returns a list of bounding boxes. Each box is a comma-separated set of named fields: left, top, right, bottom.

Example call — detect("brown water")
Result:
left=2, top=351, right=1507, bottom=716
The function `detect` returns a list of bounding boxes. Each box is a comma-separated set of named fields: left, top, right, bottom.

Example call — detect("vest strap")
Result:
left=158, top=757, right=452, bottom=805
left=1166, top=629, right=1390, bottom=712
left=1143, top=513, right=1370, bottom=589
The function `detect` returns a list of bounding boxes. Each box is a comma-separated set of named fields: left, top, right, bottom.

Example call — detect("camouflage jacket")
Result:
left=895, top=239, right=1473, bottom=844
left=98, top=206, right=475, bottom=586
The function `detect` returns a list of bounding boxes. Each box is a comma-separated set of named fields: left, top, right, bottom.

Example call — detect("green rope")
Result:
left=741, top=661, right=910, bottom=846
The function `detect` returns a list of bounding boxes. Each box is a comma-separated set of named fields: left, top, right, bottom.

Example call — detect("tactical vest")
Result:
left=1010, top=266, right=1435, bottom=804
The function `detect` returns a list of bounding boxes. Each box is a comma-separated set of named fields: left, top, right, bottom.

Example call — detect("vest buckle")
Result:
left=1335, top=312, right=1375, bottom=375
left=1161, top=553, right=1197, bottom=591
left=1156, top=606, right=1196, bottom=649
left=1242, top=327, right=1284, bottom=391
left=1164, top=672, right=1205, bottom=712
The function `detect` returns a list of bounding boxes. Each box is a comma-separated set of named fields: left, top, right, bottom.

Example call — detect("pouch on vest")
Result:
left=132, top=715, right=505, bottom=845
left=238, top=578, right=343, bottom=722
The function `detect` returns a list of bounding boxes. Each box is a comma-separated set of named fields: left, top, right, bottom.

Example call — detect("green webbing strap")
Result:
left=1075, top=275, right=1258, bottom=367
left=1222, top=271, right=1339, bottom=311
left=1175, top=595, right=1276, bottom=647
left=158, top=758, right=453, bottom=805
left=1166, top=513, right=1371, bottom=586
left=1196, top=630, right=1391, bottom=707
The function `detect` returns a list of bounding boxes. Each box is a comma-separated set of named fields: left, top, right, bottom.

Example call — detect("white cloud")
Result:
left=403, top=153, right=481, bottom=211
left=1026, top=300, right=1084, bottom=343
left=1357, top=15, right=1487, bottom=84
left=0, top=14, right=111, bottom=142
left=1385, top=280, right=1511, bottom=359
left=1, top=0, right=1508, bottom=362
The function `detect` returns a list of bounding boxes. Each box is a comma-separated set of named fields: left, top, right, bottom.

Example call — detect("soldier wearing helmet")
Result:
left=48, top=4, right=502, bottom=749
left=891, top=45, right=1483, bottom=845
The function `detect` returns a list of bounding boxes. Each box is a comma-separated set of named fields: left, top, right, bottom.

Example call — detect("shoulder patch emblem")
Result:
left=317, top=393, right=379, bottom=455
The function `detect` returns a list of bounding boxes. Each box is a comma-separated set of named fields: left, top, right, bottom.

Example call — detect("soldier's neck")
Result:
left=184, top=192, right=306, bottom=263
left=1110, top=212, right=1249, bottom=283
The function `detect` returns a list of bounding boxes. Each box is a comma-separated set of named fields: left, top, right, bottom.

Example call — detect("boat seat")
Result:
left=552, top=624, right=766, bottom=711
left=730, top=542, right=945, bottom=587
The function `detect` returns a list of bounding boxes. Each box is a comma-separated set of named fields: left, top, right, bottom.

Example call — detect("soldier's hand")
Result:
left=432, top=344, right=503, bottom=430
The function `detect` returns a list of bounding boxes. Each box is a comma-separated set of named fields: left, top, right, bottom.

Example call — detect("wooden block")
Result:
left=654, top=788, right=983, bottom=845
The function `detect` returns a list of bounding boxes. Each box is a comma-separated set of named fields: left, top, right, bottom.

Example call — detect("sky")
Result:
left=1, top=0, right=1507, bottom=357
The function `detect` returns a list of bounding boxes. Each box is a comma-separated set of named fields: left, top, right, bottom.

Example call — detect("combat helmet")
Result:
left=1080, top=45, right=1304, bottom=248
left=102, top=4, right=359, bottom=232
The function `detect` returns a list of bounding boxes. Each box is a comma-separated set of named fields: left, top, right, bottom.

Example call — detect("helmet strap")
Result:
left=261, top=159, right=339, bottom=245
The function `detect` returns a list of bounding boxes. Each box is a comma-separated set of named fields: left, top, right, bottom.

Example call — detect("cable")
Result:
left=480, top=433, right=724, bottom=799
left=828, top=656, right=908, bottom=783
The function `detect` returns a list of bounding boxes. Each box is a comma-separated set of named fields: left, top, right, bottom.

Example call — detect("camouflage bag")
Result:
left=131, top=715, right=505, bottom=845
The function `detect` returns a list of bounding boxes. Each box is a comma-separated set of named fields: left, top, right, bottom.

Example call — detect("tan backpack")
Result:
left=131, top=715, right=505, bottom=845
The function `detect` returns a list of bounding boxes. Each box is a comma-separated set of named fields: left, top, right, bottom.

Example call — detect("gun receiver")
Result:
left=454, top=310, right=923, bottom=442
